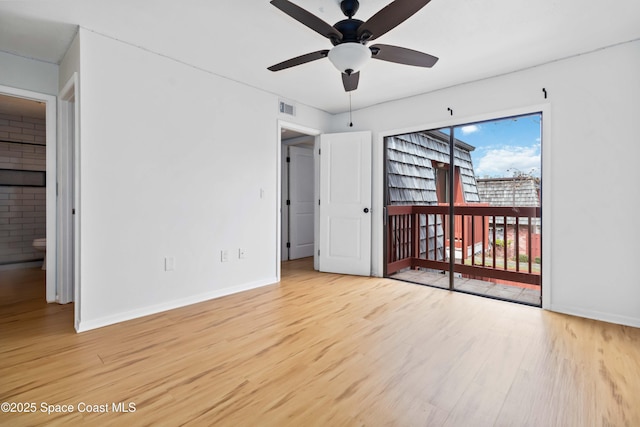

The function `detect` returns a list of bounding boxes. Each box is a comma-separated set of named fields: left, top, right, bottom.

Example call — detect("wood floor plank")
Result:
left=1, top=259, right=639, bottom=426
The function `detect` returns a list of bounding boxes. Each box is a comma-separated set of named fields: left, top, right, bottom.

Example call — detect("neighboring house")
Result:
left=386, top=130, right=483, bottom=261
left=476, top=177, right=541, bottom=260
left=476, top=176, right=540, bottom=209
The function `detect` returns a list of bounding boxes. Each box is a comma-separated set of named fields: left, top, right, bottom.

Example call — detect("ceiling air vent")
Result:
left=279, top=100, right=295, bottom=116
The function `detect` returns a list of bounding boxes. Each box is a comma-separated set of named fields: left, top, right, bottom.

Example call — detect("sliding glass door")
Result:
left=385, top=114, right=542, bottom=306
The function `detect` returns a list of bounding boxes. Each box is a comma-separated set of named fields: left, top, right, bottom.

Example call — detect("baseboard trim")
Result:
left=76, top=277, right=278, bottom=333
left=549, top=304, right=640, bottom=328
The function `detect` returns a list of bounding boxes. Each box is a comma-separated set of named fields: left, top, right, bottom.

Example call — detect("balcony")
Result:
left=386, top=204, right=541, bottom=305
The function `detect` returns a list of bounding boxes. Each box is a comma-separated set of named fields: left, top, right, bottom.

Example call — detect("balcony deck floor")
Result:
left=389, top=269, right=541, bottom=306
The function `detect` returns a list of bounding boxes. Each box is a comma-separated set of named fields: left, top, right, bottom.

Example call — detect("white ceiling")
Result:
left=1, top=0, right=639, bottom=114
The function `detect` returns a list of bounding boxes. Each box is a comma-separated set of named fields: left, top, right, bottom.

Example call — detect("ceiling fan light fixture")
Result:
left=267, top=0, right=438, bottom=93
left=328, top=43, right=371, bottom=74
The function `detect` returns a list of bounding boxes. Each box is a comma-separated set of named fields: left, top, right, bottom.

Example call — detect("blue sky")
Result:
left=452, top=113, right=541, bottom=178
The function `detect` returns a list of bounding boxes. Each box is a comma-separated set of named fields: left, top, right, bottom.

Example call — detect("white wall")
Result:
left=59, top=33, right=80, bottom=88
left=76, top=28, right=330, bottom=331
left=329, top=40, right=640, bottom=327
left=0, top=51, right=58, bottom=95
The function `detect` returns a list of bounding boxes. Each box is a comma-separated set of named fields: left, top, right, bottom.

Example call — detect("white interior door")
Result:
left=289, top=145, right=315, bottom=259
left=281, top=147, right=289, bottom=260
left=319, top=131, right=372, bottom=275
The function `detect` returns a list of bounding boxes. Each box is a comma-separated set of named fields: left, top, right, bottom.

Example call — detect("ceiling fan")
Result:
left=267, top=0, right=439, bottom=92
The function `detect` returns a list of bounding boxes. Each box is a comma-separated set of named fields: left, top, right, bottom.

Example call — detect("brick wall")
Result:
left=0, top=112, right=47, bottom=265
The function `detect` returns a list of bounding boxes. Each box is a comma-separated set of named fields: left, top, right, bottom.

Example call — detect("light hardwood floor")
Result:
left=1, top=259, right=639, bottom=426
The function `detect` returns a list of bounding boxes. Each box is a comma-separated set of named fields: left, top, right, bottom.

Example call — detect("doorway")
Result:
left=281, top=127, right=316, bottom=262
left=0, top=86, right=57, bottom=302
left=384, top=113, right=543, bottom=306
left=0, top=93, right=47, bottom=273
left=277, top=124, right=373, bottom=279
left=0, top=79, right=79, bottom=329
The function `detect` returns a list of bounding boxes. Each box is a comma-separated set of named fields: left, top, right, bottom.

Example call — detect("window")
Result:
left=434, top=162, right=449, bottom=203
left=0, top=169, right=45, bottom=187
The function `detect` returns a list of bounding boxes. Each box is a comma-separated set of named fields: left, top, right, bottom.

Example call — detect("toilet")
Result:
left=33, top=238, right=46, bottom=270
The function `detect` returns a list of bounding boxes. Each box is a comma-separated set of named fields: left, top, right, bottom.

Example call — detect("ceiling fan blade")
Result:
left=342, top=71, right=360, bottom=92
left=270, top=0, right=342, bottom=41
left=370, top=44, right=438, bottom=67
left=268, top=50, right=330, bottom=72
left=358, top=0, right=432, bottom=42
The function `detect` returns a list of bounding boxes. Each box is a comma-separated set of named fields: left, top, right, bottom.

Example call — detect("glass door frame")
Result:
left=383, top=111, right=545, bottom=306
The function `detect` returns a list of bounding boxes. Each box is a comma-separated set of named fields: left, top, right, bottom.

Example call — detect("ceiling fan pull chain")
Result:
left=349, top=92, right=353, bottom=127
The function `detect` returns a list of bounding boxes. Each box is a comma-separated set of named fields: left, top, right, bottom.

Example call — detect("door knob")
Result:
left=363, top=208, right=369, bottom=213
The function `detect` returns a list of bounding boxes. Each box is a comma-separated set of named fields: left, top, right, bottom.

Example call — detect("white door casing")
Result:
left=319, top=131, right=372, bottom=276
left=57, top=73, right=78, bottom=305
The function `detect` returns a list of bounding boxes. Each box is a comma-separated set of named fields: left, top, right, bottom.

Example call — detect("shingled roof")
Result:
left=386, top=130, right=480, bottom=205
left=476, top=177, right=541, bottom=229
left=476, top=177, right=540, bottom=207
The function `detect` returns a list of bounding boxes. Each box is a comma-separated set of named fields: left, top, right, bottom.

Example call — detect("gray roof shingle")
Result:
left=386, top=131, right=481, bottom=261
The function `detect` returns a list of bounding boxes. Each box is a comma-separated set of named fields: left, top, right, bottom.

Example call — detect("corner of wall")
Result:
left=59, top=30, right=80, bottom=90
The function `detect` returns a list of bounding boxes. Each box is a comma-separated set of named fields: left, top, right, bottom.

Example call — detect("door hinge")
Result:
left=286, top=242, right=291, bottom=248
left=286, top=199, right=291, bottom=205
left=286, top=156, right=290, bottom=163
left=318, top=249, right=320, bottom=256
left=318, top=199, right=320, bottom=205
left=318, top=148, right=321, bottom=155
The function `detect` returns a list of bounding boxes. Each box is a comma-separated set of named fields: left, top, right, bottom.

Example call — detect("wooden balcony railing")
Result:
left=386, top=205, right=541, bottom=286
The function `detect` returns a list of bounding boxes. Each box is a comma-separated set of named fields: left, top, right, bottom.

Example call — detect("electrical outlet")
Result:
left=239, top=248, right=246, bottom=259
left=221, top=250, right=229, bottom=262
left=165, top=257, right=175, bottom=271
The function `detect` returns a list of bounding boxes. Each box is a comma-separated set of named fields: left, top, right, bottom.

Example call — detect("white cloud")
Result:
left=460, top=125, right=479, bottom=135
left=473, top=145, right=540, bottom=178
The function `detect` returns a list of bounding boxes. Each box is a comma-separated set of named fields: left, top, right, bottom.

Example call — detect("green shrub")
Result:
left=534, top=257, right=541, bottom=264
left=518, top=254, right=529, bottom=263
